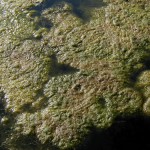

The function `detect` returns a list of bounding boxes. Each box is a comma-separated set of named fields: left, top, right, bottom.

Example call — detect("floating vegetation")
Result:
left=0, top=0, right=150, bottom=149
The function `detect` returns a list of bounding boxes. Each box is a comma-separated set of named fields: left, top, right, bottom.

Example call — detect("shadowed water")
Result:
left=76, top=116, right=150, bottom=150
left=29, top=0, right=107, bottom=20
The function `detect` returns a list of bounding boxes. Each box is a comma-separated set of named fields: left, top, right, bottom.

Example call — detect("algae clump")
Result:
left=0, top=0, right=150, bottom=149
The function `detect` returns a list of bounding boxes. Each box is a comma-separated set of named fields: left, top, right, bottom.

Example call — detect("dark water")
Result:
left=29, top=0, right=107, bottom=20
left=77, top=116, right=150, bottom=150
left=0, top=92, right=6, bottom=118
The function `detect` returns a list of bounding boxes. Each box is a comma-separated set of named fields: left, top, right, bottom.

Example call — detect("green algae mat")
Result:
left=0, top=0, right=150, bottom=149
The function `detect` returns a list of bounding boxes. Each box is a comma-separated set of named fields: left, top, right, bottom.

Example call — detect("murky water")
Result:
left=29, top=0, right=107, bottom=20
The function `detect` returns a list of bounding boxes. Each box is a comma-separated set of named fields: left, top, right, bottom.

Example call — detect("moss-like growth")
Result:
left=0, top=0, right=150, bottom=149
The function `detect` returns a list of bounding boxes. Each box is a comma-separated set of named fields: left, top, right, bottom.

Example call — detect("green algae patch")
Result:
left=0, top=0, right=150, bottom=149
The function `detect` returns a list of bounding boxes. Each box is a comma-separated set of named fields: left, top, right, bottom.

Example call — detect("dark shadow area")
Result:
left=50, top=54, right=79, bottom=76
left=0, top=92, right=16, bottom=150
left=76, top=115, right=150, bottom=150
left=97, top=97, right=106, bottom=108
left=35, top=17, right=53, bottom=29
left=130, top=58, right=150, bottom=83
left=20, top=102, right=35, bottom=113
left=0, top=92, right=8, bottom=150
left=28, top=0, right=107, bottom=21
left=0, top=91, right=6, bottom=118
left=130, top=38, right=150, bottom=83
left=58, top=63, right=79, bottom=75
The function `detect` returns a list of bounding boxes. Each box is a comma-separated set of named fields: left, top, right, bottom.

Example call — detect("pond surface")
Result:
left=29, top=0, right=107, bottom=20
